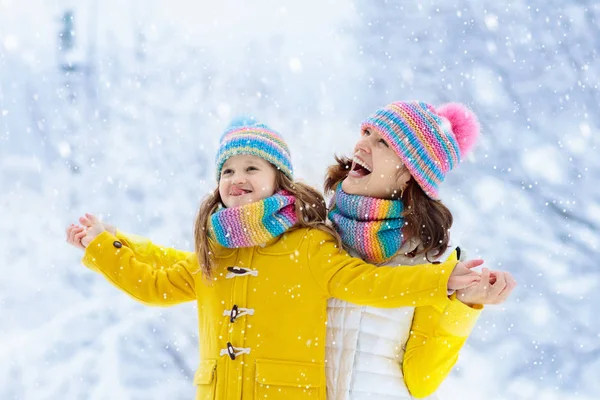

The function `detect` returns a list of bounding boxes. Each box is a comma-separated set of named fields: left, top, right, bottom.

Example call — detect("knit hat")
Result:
left=360, top=101, right=480, bottom=199
left=215, top=116, right=293, bottom=181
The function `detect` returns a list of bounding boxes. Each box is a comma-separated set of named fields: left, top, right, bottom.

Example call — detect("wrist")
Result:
left=456, top=294, right=478, bottom=308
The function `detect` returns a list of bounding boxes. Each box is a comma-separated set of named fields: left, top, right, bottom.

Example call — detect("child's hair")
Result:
left=194, top=170, right=343, bottom=280
left=324, top=155, right=453, bottom=260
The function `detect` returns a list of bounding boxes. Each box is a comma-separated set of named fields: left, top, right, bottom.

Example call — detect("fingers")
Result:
left=449, top=260, right=484, bottom=291
left=448, top=275, right=481, bottom=291
left=481, top=268, right=491, bottom=289
left=496, top=272, right=517, bottom=303
left=66, top=225, right=73, bottom=241
left=463, top=267, right=488, bottom=292
left=86, top=213, right=101, bottom=225
left=66, top=224, right=86, bottom=250
left=488, top=271, right=497, bottom=285
left=463, top=269, right=488, bottom=294
left=68, top=225, right=80, bottom=243
left=79, top=215, right=92, bottom=228
left=507, top=272, right=517, bottom=290
left=74, top=229, right=87, bottom=250
left=461, top=259, right=485, bottom=270
left=74, top=229, right=86, bottom=240
left=464, top=279, right=481, bottom=289
left=489, top=270, right=507, bottom=299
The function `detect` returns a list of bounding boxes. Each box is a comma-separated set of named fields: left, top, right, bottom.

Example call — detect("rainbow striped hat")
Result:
left=360, top=101, right=480, bottom=199
left=215, top=117, right=293, bottom=181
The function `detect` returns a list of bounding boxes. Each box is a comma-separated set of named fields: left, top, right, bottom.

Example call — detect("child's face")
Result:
left=219, top=154, right=278, bottom=208
left=341, top=128, right=411, bottom=199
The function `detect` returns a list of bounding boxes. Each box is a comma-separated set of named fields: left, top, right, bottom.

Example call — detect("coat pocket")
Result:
left=255, top=359, right=325, bottom=399
left=193, top=359, right=217, bottom=400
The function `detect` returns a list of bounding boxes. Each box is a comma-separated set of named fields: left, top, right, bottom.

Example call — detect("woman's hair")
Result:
left=194, top=170, right=342, bottom=280
left=324, top=155, right=453, bottom=260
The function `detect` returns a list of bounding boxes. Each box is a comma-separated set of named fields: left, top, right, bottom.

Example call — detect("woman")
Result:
left=323, top=101, right=515, bottom=399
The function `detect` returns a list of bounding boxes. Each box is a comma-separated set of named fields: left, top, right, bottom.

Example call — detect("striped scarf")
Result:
left=209, top=191, right=298, bottom=248
left=328, top=183, right=405, bottom=264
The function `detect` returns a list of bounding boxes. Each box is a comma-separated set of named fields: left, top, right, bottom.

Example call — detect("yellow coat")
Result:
left=83, top=228, right=455, bottom=400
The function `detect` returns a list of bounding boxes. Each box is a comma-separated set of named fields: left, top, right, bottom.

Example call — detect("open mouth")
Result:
left=230, top=187, right=253, bottom=196
left=349, top=155, right=372, bottom=178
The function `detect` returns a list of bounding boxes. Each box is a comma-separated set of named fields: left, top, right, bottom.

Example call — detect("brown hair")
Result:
left=194, top=171, right=342, bottom=280
left=324, top=155, right=453, bottom=260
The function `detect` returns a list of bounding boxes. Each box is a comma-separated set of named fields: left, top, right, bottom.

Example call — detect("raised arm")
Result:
left=306, top=229, right=479, bottom=308
left=114, top=230, right=194, bottom=268
left=83, top=231, right=197, bottom=307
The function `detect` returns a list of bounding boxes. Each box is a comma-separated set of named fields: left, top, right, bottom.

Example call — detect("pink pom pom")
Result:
left=436, top=103, right=480, bottom=157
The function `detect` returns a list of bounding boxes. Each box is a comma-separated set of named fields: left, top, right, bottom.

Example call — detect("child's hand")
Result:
left=78, top=213, right=108, bottom=247
left=447, top=259, right=483, bottom=291
left=65, top=214, right=111, bottom=249
left=65, top=224, right=87, bottom=250
left=456, top=268, right=516, bottom=307
left=79, top=213, right=116, bottom=236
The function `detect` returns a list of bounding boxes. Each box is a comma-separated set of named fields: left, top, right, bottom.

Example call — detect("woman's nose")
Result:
left=355, top=139, right=372, bottom=154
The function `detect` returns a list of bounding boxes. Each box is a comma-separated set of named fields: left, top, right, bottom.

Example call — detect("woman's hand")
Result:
left=456, top=268, right=517, bottom=307
left=447, top=259, right=483, bottom=291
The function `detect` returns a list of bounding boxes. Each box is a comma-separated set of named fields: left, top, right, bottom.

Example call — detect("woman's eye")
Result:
left=379, top=139, right=389, bottom=147
left=362, top=130, right=371, bottom=136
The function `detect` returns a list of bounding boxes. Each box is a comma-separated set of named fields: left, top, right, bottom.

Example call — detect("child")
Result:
left=324, top=101, right=517, bottom=399
left=66, top=119, right=483, bottom=400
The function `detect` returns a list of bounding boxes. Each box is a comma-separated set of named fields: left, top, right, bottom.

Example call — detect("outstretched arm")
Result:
left=306, top=229, right=481, bottom=308
left=67, top=214, right=197, bottom=306
left=83, top=230, right=197, bottom=306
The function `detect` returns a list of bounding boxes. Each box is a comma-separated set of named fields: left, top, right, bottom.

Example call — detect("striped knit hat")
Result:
left=360, top=101, right=480, bottom=199
left=215, top=116, right=293, bottom=181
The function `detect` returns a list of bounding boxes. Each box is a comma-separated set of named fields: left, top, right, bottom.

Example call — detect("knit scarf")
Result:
left=209, top=191, right=298, bottom=248
left=328, top=183, right=405, bottom=264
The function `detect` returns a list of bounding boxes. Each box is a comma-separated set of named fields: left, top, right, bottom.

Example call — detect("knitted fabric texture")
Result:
left=328, top=183, right=404, bottom=264
left=209, top=191, right=298, bottom=248
left=215, top=118, right=293, bottom=181
left=360, top=101, right=479, bottom=199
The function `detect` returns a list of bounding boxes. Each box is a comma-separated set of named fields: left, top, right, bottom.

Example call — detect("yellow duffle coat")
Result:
left=82, top=227, right=455, bottom=399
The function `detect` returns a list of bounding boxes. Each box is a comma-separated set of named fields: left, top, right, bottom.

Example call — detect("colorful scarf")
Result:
left=209, top=191, right=298, bottom=248
left=328, top=183, right=405, bottom=264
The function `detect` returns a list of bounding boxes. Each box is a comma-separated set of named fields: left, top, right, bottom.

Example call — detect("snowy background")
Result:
left=1, top=0, right=598, bottom=399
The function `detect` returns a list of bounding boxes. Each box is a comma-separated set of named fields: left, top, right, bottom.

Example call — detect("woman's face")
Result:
left=218, top=154, right=277, bottom=208
left=341, top=128, right=411, bottom=199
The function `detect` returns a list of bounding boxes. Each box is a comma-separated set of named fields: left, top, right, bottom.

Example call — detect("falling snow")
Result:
left=0, top=1, right=598, bottom=399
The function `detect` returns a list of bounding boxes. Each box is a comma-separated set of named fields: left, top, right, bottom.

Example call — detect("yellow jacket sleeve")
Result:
left=402, top=249, right=483, bottom=398
left=114, top=230, right=194, bottom=268
left=306, top=229, right=454, bottom=308
left=82, top=231, right=197, bottom=306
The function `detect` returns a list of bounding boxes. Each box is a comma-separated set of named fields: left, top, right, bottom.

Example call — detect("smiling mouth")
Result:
left=349, top=155, right=372, bottom=178
left=230, top=187, right=253, bottom=196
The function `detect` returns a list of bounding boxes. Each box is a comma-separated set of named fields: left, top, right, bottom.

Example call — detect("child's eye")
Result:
left=247, top=166, right=258, bottom=172
left=222, top=169, right=233, bottom=176
left=362, top=129, right=371, bottom=136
